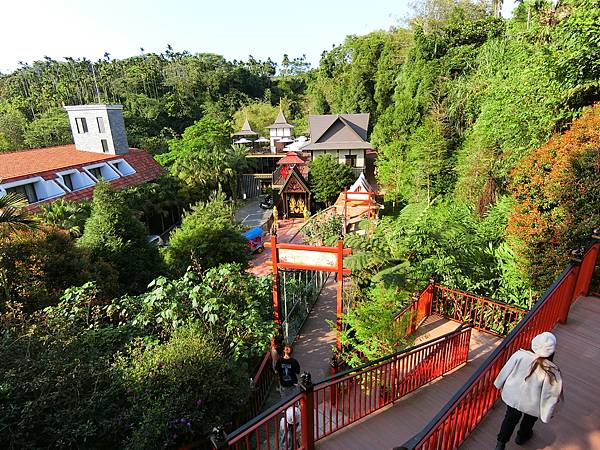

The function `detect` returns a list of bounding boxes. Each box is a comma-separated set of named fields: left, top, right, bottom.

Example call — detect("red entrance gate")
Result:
left=266, top=233, right=351, bottom=351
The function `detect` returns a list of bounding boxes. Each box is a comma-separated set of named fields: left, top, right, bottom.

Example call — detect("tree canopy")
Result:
left=309, top=155, right=355, bottom=205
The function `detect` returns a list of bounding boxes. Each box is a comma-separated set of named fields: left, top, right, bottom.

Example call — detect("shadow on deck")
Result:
left=460, top=296, right=600, bottom=450
left=315, top=319, right=501, bottom=450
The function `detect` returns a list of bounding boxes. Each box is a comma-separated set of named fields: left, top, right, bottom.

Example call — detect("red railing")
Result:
left=395, top=240, right=600, bottom=450
left=242, top=351, right=277, bottom=424
left=226, top=394, right=305, bottom=450
left=431, top=286, right=527, bottom=337
left=573, top=241, right=600, bottom=300
left=393, top=280, right=526, bottom=338
left=394, top=281, right=434, bottom=336
left=221, top=326, right=472, bottom=450
left=313, top=326, right=471, bottom=441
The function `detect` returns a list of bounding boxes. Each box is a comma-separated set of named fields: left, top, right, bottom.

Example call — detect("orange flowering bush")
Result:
left=509, top=104, right=600, bottom=288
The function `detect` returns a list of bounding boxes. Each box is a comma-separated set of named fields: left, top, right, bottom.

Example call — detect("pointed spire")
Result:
left=232, top=116, right=258, bottom=137
left=241, top=118, right=253, bottom=133
left=266, top=109, right=295, bottom=129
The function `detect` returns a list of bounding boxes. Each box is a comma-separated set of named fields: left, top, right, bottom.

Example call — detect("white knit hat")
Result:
left=531, top=332, right=556, bottom=357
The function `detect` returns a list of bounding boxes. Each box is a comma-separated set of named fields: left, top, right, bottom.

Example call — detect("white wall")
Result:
left=310, top=149, right=365, bottom=168
left=56, top=169, right=95, bottom=191
left=65, top=104, right=129, bottom=155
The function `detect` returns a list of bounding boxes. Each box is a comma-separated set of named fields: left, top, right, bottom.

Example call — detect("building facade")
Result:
left=0, top=104, right=165, bottom=212
left=303, top=113, right=373, bottom=179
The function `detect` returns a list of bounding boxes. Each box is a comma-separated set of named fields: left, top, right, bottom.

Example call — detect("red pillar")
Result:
left=336, top=240, right=344, bottom=353
left=271, top=234, right=281, bottom=326
left=343, top=190, right=347, bottom=235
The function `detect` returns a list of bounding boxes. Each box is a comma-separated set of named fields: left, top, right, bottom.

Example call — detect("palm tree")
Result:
left=39, top=198, right=83, bottom=237
left=0, top=192, right=37, bottom=234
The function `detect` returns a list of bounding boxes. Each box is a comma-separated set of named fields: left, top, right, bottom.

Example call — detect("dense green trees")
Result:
left=0, top=226, right=118, bottom=312
left=508, top=103, right=600, bottom=290
left=0, top=50, right=281, bottom=153
left=1, top=264, right=272, bottom=449
left=23, top=108, right=72, bottom=148
left=78, top=183, right=163, bottom=293
left=157, top=117, right=251, bottom=201
left=309, top=155, right=355, bottom=205
left=162, top=193, right=248, bottom=276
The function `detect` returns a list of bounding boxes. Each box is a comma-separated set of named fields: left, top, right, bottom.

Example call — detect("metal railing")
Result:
left=313, top=326, right=471, bottom=441
left=432, top=286, right=527, bottom=337
left=395, top=239, right=600, bottom=450
left=220, top=325, right=472, bottom=450
left=243, top=352, right=277, bottom=424
left=393, top=281, right=527, bottom=339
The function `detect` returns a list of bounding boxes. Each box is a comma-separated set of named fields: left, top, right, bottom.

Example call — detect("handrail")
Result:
left=434, top=285, right=526, bottom=312
left=222, top=324, right=472, bottom=449
left=317, top=323, right=470, bottom=386
left=396, top=240, right=600, bottom=450
left=432, top=285, right=527, bottom=337
left=242, top=351, right=275, bottom=423
left=312, top=326, right=472, bottom=441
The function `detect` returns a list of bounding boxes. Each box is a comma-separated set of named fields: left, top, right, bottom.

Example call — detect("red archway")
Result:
left=266, top=234, right=351, bottom=351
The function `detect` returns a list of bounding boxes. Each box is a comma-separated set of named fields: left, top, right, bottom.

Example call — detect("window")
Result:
left=6, top=183, right=38, bottom=204
left=96, top=117, right=105, bottom=133
left=345, top=155, right=357, bottom=168
left=89, top=167, right=103, bottom=180
left=62, top=173, right=74, bottom=191
left=101, top=139, right=109, bottom=153
left=112, top=162, right=120, bottom=173
left=75, top=117, right=88, bottom=134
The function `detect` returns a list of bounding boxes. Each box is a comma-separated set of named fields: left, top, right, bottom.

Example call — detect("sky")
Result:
left=0, top=0, right=518, bottom=74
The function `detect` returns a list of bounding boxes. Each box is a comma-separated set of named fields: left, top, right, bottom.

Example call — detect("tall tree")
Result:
left=309, top=155, right=355, bottom=205
left=77, top=183, right=163, bottom=293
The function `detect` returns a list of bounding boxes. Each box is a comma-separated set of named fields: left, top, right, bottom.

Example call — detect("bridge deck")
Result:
left=460, top=296, right=600, bottom=450
left=315, top=319, right=500, bottom=450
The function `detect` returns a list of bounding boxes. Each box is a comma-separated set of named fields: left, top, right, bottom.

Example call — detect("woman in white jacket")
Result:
left=493, top=332, right=563, bottom=450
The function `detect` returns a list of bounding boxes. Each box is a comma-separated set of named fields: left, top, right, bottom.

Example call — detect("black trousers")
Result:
left=497, top=405, right=538, bottom=443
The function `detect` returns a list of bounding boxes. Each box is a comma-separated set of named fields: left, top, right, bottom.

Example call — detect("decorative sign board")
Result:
left=279, top=248, right=338, bottom=271
left=346, top=192, right=371, bottom=202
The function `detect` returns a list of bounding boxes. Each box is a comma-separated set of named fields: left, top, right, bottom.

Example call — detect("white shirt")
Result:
left=494, top=349, right=562, bottom=423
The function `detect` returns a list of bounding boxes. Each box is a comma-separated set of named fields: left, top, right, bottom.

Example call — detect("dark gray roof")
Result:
left=232, top=118, right=258, bottom=137
left=266, top=110, right=295, bottom=129
left=304, top=113, right=372, bottom=150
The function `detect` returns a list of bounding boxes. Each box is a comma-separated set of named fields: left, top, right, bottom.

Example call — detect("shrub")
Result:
left=508, top=103, right=600, bottom=289
left=0, top=226, right=118, bottom=312
left=162, top=192, right=248, bottom=276
left=109, top=264, right=273, bottom=360
left=115, top=323, right=251, bottom=450
left=78, top=183, right=163, bottom=294
left=0, top=290, right=133, bottom=449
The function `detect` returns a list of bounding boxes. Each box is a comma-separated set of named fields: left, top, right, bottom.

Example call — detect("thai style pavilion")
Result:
left=273, top=152, right=310, bottom=218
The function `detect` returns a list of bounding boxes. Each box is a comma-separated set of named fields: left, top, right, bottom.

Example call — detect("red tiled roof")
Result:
left=3, top=146, right=166, bottom=212
left=0, top=144, right=126, bottom=180
left=277, top=152, right=306, bottom=166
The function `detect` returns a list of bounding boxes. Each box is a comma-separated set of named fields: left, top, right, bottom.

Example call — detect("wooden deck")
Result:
left=461, top=296, right=600, bottom=450
left=315, top=319, right=500, bottom=450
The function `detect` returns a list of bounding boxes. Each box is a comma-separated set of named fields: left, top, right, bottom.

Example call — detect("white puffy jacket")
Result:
left=494, top=349, right=563, bottom=423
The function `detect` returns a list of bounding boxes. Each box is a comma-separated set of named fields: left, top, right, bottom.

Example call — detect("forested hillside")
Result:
left=1, top=0, right=597, bottom=301
left=1, top=1, right=599, bottom=445
left=305, top=0, right=600, bottom=306
left=0, top=49, right=309, bottom=153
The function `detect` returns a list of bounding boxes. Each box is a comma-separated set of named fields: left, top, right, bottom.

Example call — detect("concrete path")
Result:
left=293, top=275, right=338, bottom=383
left=235, top=197, right=273, bottom=228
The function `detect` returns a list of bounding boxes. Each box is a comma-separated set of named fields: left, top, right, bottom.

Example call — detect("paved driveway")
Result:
left=235, top=197, right=273, bottom=228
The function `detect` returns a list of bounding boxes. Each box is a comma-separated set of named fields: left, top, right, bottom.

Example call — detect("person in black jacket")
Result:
left=275, top=345, right=300, bottom=398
